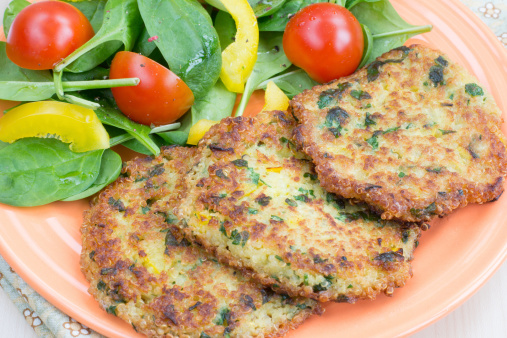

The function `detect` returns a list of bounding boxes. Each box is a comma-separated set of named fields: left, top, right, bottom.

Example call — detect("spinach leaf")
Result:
left=0, top=41, right=53, bottom=100
left=159, top=80, right=236, bottom=145
left=120, top=134, right=166, bottom=155
left=350, top=0, right=432, bottom=66
left=133, top=27, right=158, bottom=57
left=78, top=90, right=160, bottom=155
left=63, top=0, right=108, bottom=32
left=2, top=0, right=29, bottom=36
left=236, top=32, right=291, bottom=116
left=62, top=149, right=122, bottom=201
left=358, top=24, right=373, bottom=68
left=257, top=68, right=318, bottom=98
left=0, top=138, right=103, bottom=207
left=215, top=10, right=236, bottom=51
left=0, top=42, right=51, bottom=83
left=138, top=0, right=222, bottom=100
left=55, top=0, right=142, bottom=73
left=204, top=0, right=286, bottom=18
left=0, top=141, right=9, bottom=151
left=345, top=0, right=382, bottom=9
left=258, top=0, right=325, bottom=31
left=61, top=67, right=109, bottom=82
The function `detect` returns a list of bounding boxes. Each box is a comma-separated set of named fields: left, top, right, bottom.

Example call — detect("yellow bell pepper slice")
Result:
left=262, top=81, right=290, bottom=112
left=219, top=0, right=259, bottom=93
left=187, top=119, right=218, bottom=145
left=0, top=101, right=109, bottom=152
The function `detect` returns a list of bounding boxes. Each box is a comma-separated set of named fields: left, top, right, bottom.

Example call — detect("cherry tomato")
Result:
left=109, top=52, right=195, bottom=126
left=282, top=3, right=364, bottom=83
left=6, top=1, right=94, bottom=70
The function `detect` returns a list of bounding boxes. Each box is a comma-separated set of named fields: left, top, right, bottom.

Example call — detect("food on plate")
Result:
left=218, top=0, right=259, bottom=93
left=262, top=81, right=290, bottom=112
left=282, top=3, right=364, bottom=83
left=81, top=146, right=321, bottom=337
left=5, top=1, right=94, bottom=70
left=0, top=101, right=109, bottom=152
left=177, top=111, right=420, bottom=302
left=291, top=44, right=507, bottom=223
left=187, top=119, right=219, bottom=146
left=109, top=51, right=195, bottom=126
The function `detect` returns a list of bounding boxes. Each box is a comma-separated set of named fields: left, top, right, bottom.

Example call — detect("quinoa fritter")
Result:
left=80, top=146, right=321, bottom=338
left=177, top=111, right=420, bottom=303
left=290, top=45, right=507, bottom=223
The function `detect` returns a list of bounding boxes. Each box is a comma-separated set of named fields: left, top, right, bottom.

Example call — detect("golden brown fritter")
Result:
left=80, top=146, right=321, bottom=338
left=177, top=111, right=420, bottom=303
left=290, top=44, right=507, bottom=223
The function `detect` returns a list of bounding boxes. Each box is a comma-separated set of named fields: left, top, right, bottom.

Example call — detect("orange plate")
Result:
left=1, top=0, right=507, bottom=337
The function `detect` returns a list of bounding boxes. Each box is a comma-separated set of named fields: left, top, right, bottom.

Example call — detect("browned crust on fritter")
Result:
left=178, top=111, right=420, bottom=303
left=81, top=146, right=321, bottom=338
left=290, top=44, right=507, bottom=222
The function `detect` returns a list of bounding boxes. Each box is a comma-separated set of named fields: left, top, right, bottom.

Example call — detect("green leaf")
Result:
left=0, top=41, right=53, bottom=97
left=132, top=27, right=158, bottom=57
left=2, top=0, right=29, bottom=36
left=358, top=24, right=373, bottom=68
left=215, top=11, right=236, bottom=51
left=55, top=0, right=143, bottom=73
left=205, top=0, right=286, bottom=18
left=345, top=0, right=382, bottom=9
left=257, top=68, right=318, bottom=98
left=350, top=0, right=432, bottom=66
left=258, top=0, right=326, bottom=31
left=138, top=0, right=222, bottom=100
left=63, top=0, right=108, bottom=32
left=159, top=80, right=236, bottom=145
left=121, top=134, right=166, bottom=156
left=62, top=149, right=122, bottom=201
left=78, top=90, right=160, bottom=155
left=236, top=32, right=291, bottom=116
left=0, top=138, right=103, bottom=206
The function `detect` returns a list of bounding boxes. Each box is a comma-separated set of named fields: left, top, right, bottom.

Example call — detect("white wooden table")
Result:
left=0, top=261, right=505, bottom=337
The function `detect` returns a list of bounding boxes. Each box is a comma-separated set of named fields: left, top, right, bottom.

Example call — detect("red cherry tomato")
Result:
left=282, top=3, right=364, bottom=83
left=109, top=52, right=195, bottom=126
left=6, top=1, right=94, bottom=70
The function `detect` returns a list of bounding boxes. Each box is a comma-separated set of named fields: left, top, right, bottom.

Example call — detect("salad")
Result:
left=0, top=0, right=431, bottom=207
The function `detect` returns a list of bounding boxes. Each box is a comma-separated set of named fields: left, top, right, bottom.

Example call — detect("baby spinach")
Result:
left=133, top=27, right=158, bottom=57
left=358, top=24, right=373, bottom=68
left=2, top=0, right=29, bottom=35
left=258, top=0, right=325, bottom=31
left=78, top=90, right=160, bottom=155
left=55, top=0, right=142, bottom=73
left=138, top=0, right=222, bottom=100
left=63, top=0, right=108, bottom=32
left=62, top=149, right=122, bottom=201
left=205, top=0, right=286, bottom=18
left=257, top=68, right=318, bottom=98
left=350, top=0, right=432, bottom=66
left=215, top=10, right=236, bottom=51
left=0, top=138, right=103, bottom=207
left=159, top=79, right=236, bottom=145
left=236, top=32, right=291, bottom=116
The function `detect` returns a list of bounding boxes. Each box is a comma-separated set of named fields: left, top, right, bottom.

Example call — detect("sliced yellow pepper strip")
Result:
left=262, top=81, right=290, bottom=112
left=219, top=0, right=259, bottom=93
left=187, top=119, right=218, bottom=145
left=0, top=101, right=109, bottom=152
